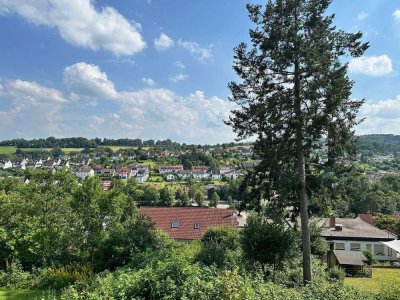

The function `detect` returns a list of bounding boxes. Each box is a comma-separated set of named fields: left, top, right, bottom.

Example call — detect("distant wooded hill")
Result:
left=0, top=137, right=249, bottom=150
left=356, top=134, right=400, bottom=153
left=1, top=135, right=398, bottom=153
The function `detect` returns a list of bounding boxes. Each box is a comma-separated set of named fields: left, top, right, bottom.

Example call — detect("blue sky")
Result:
left=0, top=0, right=400, bottom=144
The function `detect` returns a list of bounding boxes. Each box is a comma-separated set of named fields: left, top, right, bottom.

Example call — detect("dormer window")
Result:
left=194, top=223, right=200, bottom=230
left=171, top=220, right=180, bottom=228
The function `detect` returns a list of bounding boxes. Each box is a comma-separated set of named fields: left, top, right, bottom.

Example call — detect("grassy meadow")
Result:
left=0, top=288, right=57, bottom=300
left=344, top=267, right=400, bottom=293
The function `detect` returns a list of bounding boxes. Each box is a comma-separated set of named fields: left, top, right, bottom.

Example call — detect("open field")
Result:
left=344, top=267, right=400, bottom=293
left=0, top=288, right=56, bottom=300
left=0, top=146, right=16, bottom=154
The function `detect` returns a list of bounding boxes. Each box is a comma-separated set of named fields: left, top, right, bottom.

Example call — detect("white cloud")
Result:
left=63, top=62, right=118, bottom=99
left=178, top=39, right=212, bottom=62
left=154, top=33, right=174, bottom=51
left=393, top=10, right=400, bottom=21
left=0, top=79, right=66, bottom=137
left=348, top=55, right=393, bottom=76
left=142, top=77, right=156, bottom=86
left=7, top=80, right=66, bottom=106
left=175, top=61, right=186, bottom=69
left=357, top=96, right=400, bottom=134
left=0, top=0, right=146, bottom=56
left=357, top=11, right=368, bottom=20
left=0, top=63, right=236, bottom=143
left=169, top=73, right=188, bottom=83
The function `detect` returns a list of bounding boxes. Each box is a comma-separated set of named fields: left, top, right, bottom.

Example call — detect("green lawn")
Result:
left=0, top=288, right=57, bottom=300
left=344, top=267, right=400, bottom=293
left=0, top=146, right=17, bottom=154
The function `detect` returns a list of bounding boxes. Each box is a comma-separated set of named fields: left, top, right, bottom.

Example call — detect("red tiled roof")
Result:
left=159, top=165, right=183, bottom=170
left=140, top=207, right=237, bottom=240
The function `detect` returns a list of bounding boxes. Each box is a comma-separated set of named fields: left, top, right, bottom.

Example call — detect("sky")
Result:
left=0, top=0, right=400, bottom=144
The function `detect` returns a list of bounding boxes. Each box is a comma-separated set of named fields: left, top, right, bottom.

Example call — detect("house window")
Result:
left=335, top=243, right=345, bottom=250
left=388, top=246, right=393, bottom=257
left=171, top=220, right=180, bottom=228
left=374, top=244, right=385, bottom=256
left=194, top=223, right=200, bottom=230
left=366, top=244, right=372, bottom=252
left=350, top=243, right=361, bottom=251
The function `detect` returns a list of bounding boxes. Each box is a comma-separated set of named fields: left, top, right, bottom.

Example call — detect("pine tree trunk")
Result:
left=294, top=45, right=312, bottom=284
left=296, top=138, right=313, bottom=284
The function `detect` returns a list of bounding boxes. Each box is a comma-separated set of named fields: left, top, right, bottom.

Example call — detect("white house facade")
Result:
left=319, top=216, right=398, bottom=262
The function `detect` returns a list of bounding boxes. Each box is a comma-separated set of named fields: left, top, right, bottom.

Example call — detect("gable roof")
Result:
left=318, top=217, right=397, bottom=241
left=140, top=207, right=237, bottom=240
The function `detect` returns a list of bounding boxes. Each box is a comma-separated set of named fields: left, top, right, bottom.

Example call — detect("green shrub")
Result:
left=38, top=264, right=93, bottom=289
left=0, top=260, right=34, bottom=289
left=327, top=266, right=345, bottom=283
left=363, top=250, right=378, bottom=265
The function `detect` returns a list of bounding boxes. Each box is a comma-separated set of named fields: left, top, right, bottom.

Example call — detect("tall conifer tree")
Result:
left=227, top=0, right=368, bottom=283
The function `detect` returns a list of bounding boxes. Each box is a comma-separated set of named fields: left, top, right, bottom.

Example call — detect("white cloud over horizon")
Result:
left=0, top=0, right=146, bottom=56
left=357, top=96, right=400, bottom=135
left=0, top=63, right=236, bottom=143
left=348, top=55, right=393, bottom=76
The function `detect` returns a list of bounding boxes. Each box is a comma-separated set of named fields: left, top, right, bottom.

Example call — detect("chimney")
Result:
left=329, top=215, right=336, bottom=228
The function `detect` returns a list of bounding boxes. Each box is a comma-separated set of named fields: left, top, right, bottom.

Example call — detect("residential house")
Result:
left=75, top=168, right=95, bottom=180
left=92, top=164, right=104, bottom=176
left=139, top=207, right=238, bottom=241
left=42, top=160, right=57, bottom=170
left=192, top=165, right=209, bottom=172
left=318, top=215, right=398, bottom=261
left=166, top=174, right=175, bottom=181
left=18, top=177, right=30, bottom=184
left=100, top=180, right=112, bottom=191
left=177, top=170, right=191, bottom=180
left=192, top=170, right=210, bottom=180
left=159, top=165, right=184, bottom=174
left=112, top=152, right=123, bottom=161
left=1, top=160, right=12, bottom=169
left=136, top=169, right=149, bottom=183
left=117, top=168, right=132, bottom=179
left=101, top=168, right=116, bottom=178
left=211, top=170, right=222, bottom=180
left=223, top=170, right=241, bottom=180
left=34, top=159, right=43, bottom=169
left=160, top=149, right=169, bottom=157
left=219, top=166, right=234, bottom=175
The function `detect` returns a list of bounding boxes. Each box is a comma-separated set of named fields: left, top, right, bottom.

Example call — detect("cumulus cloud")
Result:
left=393, top=9, right=400, bottom=21
left=0, top=0, right=146, bottom=56
left=348, top=55, right=393, bottom=76
left=178, top=39, right=212, bottom=62
left=63, top=62, right=118, bottom=99
left=357, top=96, right=400, bottom=135
left=169, top=73, right=188, bottom=83
left=0, top=63, right=236, bottom=143
left=0, top=79, right=66, bottom=137
left=154, top=33, right=174, bottom=51
left=142, top=77, right=156, bottom=86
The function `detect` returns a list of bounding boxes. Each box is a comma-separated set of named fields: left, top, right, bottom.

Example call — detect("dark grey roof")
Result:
left=318, top=217, right=397, bottom=240
left=333, top=250, right=367, bottom=266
